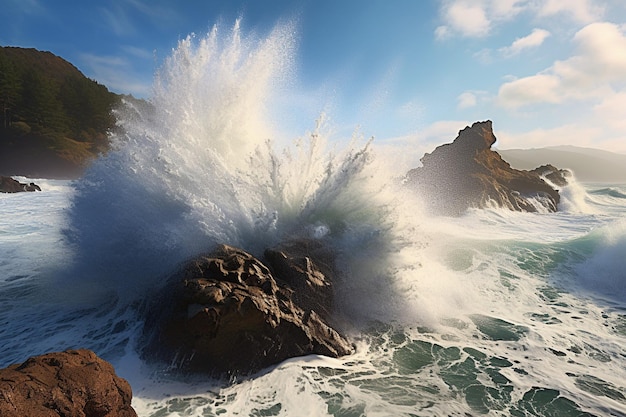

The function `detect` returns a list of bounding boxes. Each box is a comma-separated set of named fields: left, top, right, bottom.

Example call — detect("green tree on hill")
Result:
left=0, top=46, right=122, bottom=177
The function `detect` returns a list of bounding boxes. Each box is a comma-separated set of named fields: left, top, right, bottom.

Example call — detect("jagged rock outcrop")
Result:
left=405, top=121, right=567, bottom=216
left=0, top=176, right=41, bottom=193
left=141, top=241, right=353, bottom=376
left=0, top=349, right=137, bottom=417
left=530, top=164, right=571, bottom=187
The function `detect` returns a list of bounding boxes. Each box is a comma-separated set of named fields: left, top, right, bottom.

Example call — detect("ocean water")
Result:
left=1, top=21, right=626, bottom=416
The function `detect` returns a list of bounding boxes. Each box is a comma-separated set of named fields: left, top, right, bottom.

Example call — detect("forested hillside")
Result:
left=0, top=46, right=120, bottom=178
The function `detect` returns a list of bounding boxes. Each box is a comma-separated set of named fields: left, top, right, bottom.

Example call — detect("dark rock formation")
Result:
left=405, top=121, right=566, bottom=216
left=0, top=176, right=41, bottom=193
left=530, top=164, right=571, bottom=188
left=141, top=241, right=353, bottom=376
left=264, top=240, right=335, bottom=321
left=0, top=349, right=137, bottom=417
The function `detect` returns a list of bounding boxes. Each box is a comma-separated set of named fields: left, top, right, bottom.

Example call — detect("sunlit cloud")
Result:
left=437, top=0, right=492, bottom=38
left=500, top=28, right=551, bottom=57
left=536, top=0, right=605, bottom=24
left=498, top=22, right=626, bottom=108
left=436, top=0, right=606, bottom=40
left=435, top=0, right=528, bottom=39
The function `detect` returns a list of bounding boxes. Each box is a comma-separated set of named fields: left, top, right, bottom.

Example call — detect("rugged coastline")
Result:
left=405, top=120, right=570, bottom=216
left=0, top=175, right=41, bottom=193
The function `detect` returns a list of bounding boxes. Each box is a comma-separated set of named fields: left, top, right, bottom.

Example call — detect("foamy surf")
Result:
left=0, top=19, right=625, bottom=416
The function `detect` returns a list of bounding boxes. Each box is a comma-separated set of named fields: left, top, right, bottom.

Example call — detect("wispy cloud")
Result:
left=80, top=53, right=151, bottom=97
left=125, top=0, right=183, bottom=24
left=100, top=5, right=136, bottom=37
left=99, top=0, right=183, bottom=38
left=122, top=45, right=155, bottom=60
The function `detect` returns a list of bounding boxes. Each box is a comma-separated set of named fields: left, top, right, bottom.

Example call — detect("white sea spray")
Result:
left=1, top=19, right=626, bottom=417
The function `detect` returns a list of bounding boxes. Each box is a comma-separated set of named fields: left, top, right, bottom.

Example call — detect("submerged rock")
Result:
left=0, top=349, right=137, bottom=417
left=0, top=176, right=41, bottom=193
left=141, top=241, right=353, bottom=376
left=405, top=121, right=567, bottom=215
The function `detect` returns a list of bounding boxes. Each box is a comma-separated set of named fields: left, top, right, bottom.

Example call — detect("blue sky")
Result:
left=2, top=0, right=626, bottom=155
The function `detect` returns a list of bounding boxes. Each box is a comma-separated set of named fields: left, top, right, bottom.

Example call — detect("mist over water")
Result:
left=1, top=19, right=626, bottom=417
left=60, top=19, right=423, bottom=324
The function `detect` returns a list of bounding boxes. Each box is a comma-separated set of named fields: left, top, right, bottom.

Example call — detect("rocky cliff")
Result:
left=0, top=176, right=41, bottom=193
left=405, top=121, right=569, bottom=216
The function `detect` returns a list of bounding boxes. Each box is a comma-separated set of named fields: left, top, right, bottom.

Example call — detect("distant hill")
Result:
left=0, top=46, right=121, bottom=178
left=499, top=146, right=626, bottom=183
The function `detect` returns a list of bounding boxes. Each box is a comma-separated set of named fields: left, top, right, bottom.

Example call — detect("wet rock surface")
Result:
left=141, top=241, right=353, bottom=376
left=0, top=176, right=41, bottom=193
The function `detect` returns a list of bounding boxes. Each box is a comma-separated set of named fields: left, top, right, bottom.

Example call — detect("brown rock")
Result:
left=530, top=164, right=571, bottom=187
left=405, top=121, right=565, bottom=215
left=141, top=242, right=353, bottom=376
left=0, top=349, right=137, bottom=417
left=264, top=239, right=335, bottom=321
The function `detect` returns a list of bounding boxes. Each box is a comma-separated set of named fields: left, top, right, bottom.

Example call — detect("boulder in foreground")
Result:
left=0, top=349, right=137, bottom=417
left=405, top=121, right=568, bottom=216
left=141, top=241, right=353, bottom=377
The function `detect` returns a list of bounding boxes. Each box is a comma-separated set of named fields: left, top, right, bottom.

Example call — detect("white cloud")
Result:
left=435, top=0, right=528, bottom=39
left=498, top=22, right=626, bottom=108
left=436, top=0, right=607, bottom=40
left=457, top=91, right=478, bottom=108
left=498, top=74, right=562, bottom=107
left=491, top=0, right=527, bottom=19
left=537, top=0, right=605, bottom=24
left=500, top=28, right=551, bottom=56
left=445, top=1, right=492, bottom=37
